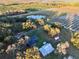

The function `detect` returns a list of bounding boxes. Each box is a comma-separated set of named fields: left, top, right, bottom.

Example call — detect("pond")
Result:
left=26, top=15, right=46, bottom=19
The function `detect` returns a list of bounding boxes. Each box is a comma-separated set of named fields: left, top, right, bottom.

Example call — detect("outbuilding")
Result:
left=39, top=43, right=54, bottom=57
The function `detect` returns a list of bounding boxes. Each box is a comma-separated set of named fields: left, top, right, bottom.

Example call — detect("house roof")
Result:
left=39, top=43, right=54, bottom=56
left=27, top=35, right=38, bottom=46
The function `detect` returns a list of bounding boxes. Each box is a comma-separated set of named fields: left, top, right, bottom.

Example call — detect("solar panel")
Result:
left=52, top=14, right=79, bottom=31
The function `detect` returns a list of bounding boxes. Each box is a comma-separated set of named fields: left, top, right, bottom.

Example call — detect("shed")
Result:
left=15, top=32, right=26, bottom=39
left=39, top=43, right=54, bottom=56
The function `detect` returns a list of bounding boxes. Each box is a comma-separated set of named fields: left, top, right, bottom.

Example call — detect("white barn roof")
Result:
left=39, top=43, right=54, bottom=56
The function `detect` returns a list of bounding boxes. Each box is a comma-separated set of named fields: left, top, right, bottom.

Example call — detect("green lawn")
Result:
left=26, top=26, right=72, bottom=59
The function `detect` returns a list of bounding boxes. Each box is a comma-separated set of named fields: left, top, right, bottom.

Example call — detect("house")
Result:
left=39, top=43, right=54, bottom=57
left=27, top=35, right=38, bottom=46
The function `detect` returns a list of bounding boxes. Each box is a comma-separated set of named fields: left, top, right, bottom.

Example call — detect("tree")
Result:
left=0, top=42, right=4, bottom=50
left=22, top=20, right=36, bottom=30
left=43, top=24, right=50, bottom=31
left=26, top=47, right=41, bottom=59
left=35, top=19, right=45, bottom=25
left=25, top=8, right=39, bottom=13
left=43, top=24, right=60, bottom=37
left=4, top=36, right=17, bottom=44
left=71, top=32, right=79, bottom=49
left=51, top=22, right=61, bottom=29
left=56, top=41, right=69, bottom=55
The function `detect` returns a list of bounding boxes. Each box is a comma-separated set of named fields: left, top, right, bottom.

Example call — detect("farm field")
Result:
left=0, top=3, right=79, bottom=15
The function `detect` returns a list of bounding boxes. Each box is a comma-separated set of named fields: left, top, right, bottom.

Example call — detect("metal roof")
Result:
left=39, top=43, right=54, bottom=56
left=27, top=35, right=38, bottom=46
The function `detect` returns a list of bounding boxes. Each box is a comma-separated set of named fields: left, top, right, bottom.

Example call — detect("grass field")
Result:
left=0, top=2, right=79, bottom=15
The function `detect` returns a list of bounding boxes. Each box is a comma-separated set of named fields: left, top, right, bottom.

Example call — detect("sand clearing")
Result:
left=47, top=6, right=79, bottom=14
